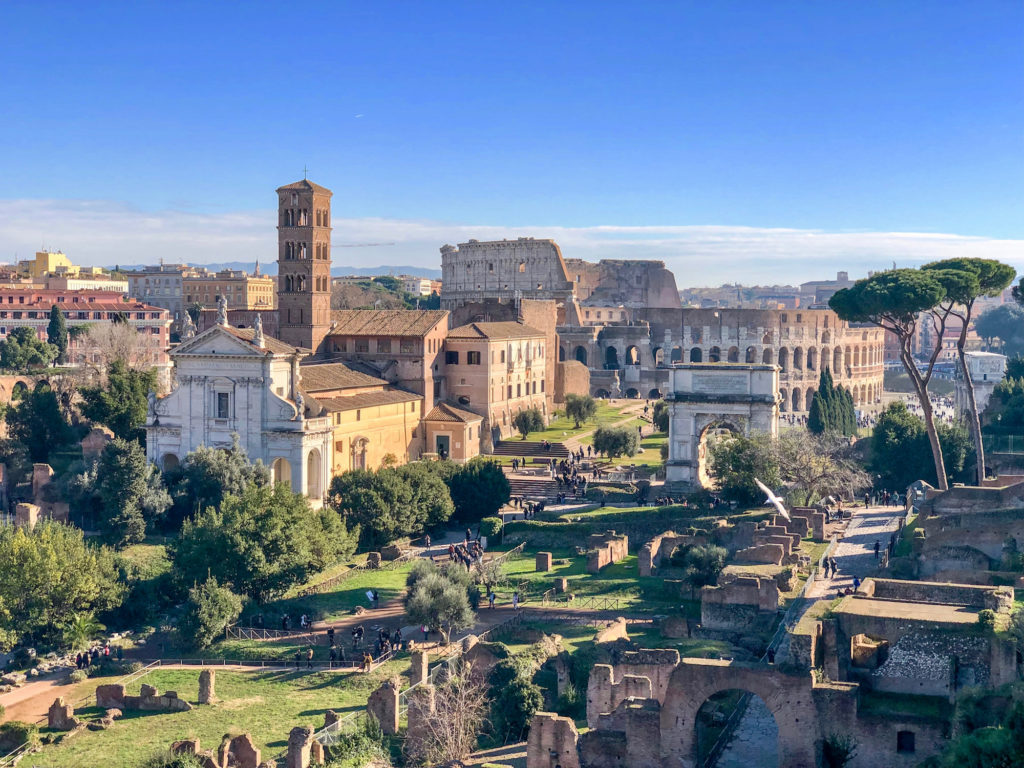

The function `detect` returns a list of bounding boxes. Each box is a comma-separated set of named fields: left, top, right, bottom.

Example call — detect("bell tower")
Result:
left=276, top=178, right=333, bottom=351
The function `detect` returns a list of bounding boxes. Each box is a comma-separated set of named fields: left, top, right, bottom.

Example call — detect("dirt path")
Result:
left=0, top=673, right=79, bottom=724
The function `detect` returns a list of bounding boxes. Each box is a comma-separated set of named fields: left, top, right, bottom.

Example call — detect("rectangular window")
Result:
left=445, top=351, right=459, bottom=365
left=517, top=384, right=521, bottom=397
left=507, top=385, right=512, bottom=399
left=400, top=339, right=415, bottom=354
left=356, top=410, right=361, bottom=421
left=541, top=380, right=545, bottom=392
left=216, top=392, right=230, bottom=419
left=467, top=351, right=481, bottom=365
left=377, top=338, right=392, bottom=353
left=355, top=339, right=369, bottom=353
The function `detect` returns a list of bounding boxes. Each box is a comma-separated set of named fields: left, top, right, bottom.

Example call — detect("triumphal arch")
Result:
left=664, top=363, right=780, bottom=488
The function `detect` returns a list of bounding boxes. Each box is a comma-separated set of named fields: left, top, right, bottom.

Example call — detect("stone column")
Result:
left=367, top=676, right=400, bottom=735
left=410, top=649, right=429, bottom=686
left=198, top=669, right=215, bottom=704
left=285, top=725, right=314, bottom=768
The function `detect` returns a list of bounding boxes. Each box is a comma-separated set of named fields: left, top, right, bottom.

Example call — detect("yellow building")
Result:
left=18, top=251, right=123, bottom=290
left=300, top=362, right=422, bottom=473
left=184, top=269, right=276, bottom=310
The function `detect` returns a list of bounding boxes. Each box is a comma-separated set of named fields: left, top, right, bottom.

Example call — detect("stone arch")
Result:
left=708, top=346, right=721, bottom=363
left=595, top=388, right=612, bottom=399
left=625, top=387, right=639, bottom=399
left=806, top=387, right=815, bottom=409
left=671, top=346, right=683, bottom=363
left=11, top=380, right=27, bottom=399
left=807, top=347, right=817, bottom=370
left=625, top=345, right=640, bottom=366
left=745, top=346, right=757, bottom=364
left=648, top=388, right=662, bottom=399
left=652, top=347, right=664, bottom=367
left=272, top=457, right=291, bottom=489
left=762, top=331, right=772, bottom=344
left=695, top=691, right=779, bottom=766
left=696, top=418, right=744, bottom=487
left=660, top=659, right=816, bottom=768
left=559, top=345, right=566, bottom=362
left=793, top=346, right=804, bottom=370
left=833, top=347, right=842, bottom=372
left=574, top=345, right=588, bottom=365
left=162, top=453, right=179, bottom=471
left=305, top=448, right=322, bottom=499
left=779, top=388, right=788, bottom=412
left=762, top=348, right=773, bottom=365
left=727, top=346, right=739, bottom=363
left=853, top=346, right=861, bottom=366
left=778, top=347, right=789, bottom=372
left=821, top=330, right=831, bottom=345
left=605, top=346, right=619, bottom=369
left=689, top=347, right=702, bottom=363
left=821, top=347, right=830, bottom=371
left=792, top=388, right=802, bottom=411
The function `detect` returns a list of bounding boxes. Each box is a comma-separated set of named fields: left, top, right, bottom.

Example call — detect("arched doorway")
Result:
left=595, top=388, right=611, bottom=399
left=689, top=347, right=702, bottom=363
left=792, top=388, right=802, bottom=411
left=671, top=346, right=684, bottom=363
left=162, top=453, right=179, bottom=472
left=697, top=420, right=741, bottom=488
left=779, top=389, right=788, bottom=412
left=625, top=346, right=640, bottom=365
left=762, top=348, right=773, bottom=365
left=605, top=347, right=619, bottom=369
left=778, top=347, right=788, bottom=372
left=305, top=448, right=322, bottom=499
left=833, top=347, right=842, bottom=371
left=807, top=347, right=817, bottom=370
left=745, top=346, right=757, bottom=364
left=272, top=457, right=292, bottom=489
left=574, top=346, right=588, bottom=365
left=652, top=347, right=664, bottom=366
left=708, top=346, right=721, bottom=363
left=648, top=388, right=662, bottom=399
left=559, top=346, right=566, bottom=362
left=694, top=690, right=779, bottom=768
left=625, top=388, right=639, bottom=399
left=793, top=347, right=804, bottom=370
left=727, top=346, right=739, bottom=363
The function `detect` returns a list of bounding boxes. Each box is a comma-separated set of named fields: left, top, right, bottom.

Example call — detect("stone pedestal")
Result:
left=536, top=552, right=553, bottom=571
left=286, top=726, right=314, bottom=768
left=410, top=649, right=429, bottom=686
left=367, top=676, right=401, bottom=735
left=198, top=669, right=215, bottom=704
left=555, top=577, right=569, bottom=593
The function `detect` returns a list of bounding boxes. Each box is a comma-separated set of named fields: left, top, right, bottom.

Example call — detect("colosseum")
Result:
left=440, top=239, right=885, bottom=412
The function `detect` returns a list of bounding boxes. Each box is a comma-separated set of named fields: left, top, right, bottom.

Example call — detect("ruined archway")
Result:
left=660, top=659, right=817, bottom=768
left=694, top=690, right=779, bottom=767
left=745, top=346, right=757, bottom=364
left=625, top=345, right=640, bottom=366
left=778, top=348, right=789, bottom=372
left=648, top=388, right=662, bottom=400
left=689, top=347, right=702, bottom=363
left=653, top=347, right=665, bottom=367
left=574, top=346, right=588, bottom=365
left=605, top=346, right=619, bottom=369
left=727, top=346, right=740, bottom=363
left=696, top=419, right=742, bottom=488
left=626, top=388, right=640, bottom=399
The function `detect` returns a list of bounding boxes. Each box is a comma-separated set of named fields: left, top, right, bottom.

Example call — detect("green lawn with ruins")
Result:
left=40, top=664, right=407, bottom=768
left=506, top=401, right=637, bottom=443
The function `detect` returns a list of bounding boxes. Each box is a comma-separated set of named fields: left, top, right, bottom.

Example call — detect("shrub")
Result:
left=555, top=681, right=585, bottom=719
left=0, top=721, right=39, bottom=752
left=977, top=609, right=996, bottom=631
left=478, top=517, right=503, bottom=541
left=67, top=669, right=87, bottom=684
left=178, top=577, right=243, bottom=650
left=512, top=408, right=545, bottom=439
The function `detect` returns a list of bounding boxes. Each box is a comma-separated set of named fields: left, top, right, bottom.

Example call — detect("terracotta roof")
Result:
left=276, top=179, right=332, bottom=195
left=53, top=301, right=166, bottom=313
left=316, top=389, right=421, bottom=412
left=447, top=321, right=544, bottom=340
left=300, top=362, right=388, bottom=392
left=424, top=402, right=483, bottom=424
left=328, top=309, right=448, bottom=337
left=221, top=325, right=302, bottom=355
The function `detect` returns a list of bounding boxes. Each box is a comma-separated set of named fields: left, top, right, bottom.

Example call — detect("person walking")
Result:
left=294, top=650, right=302, bottom=669
left=306, top=647, right=314, bottom=669
left=329, top=646, right=337, bottom=665
left=512, top=591, right=520, bottom=611
left=488, top=589, right=496, bottom=609
left=424, top=533, right=431, bottom=554
left=874, top=540, right=881, bottom=560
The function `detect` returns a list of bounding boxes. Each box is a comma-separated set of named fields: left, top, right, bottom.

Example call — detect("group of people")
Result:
left=74, top=644, right=121, bottom=669
left=508, top=496, right=544, bottom=518
left=447, top=539, right=483, bottom=569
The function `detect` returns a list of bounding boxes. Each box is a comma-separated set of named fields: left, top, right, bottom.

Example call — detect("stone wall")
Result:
left=859, top=578, right=1013, bottom=612
left=555, top=359, right=590, bottom=404
left=526, top=712, right=580, bottom=768
left=637, top=531, right=703, bottom=576
left=586, top=665, right=652, bottom=728
left=588, top=697, right=663, bottom=768
left=700, top=575, right=780, bottom=630
left=95, top=683, right=193, bottom=712
left=586, top=531, right=628, bottom=573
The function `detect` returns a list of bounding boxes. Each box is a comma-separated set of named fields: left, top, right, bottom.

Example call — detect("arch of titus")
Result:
left=664, top=363, right=780, bottom=488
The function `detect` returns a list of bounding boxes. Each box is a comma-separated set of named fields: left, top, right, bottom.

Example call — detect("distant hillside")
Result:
left=108, top=261, right=441, bottom=279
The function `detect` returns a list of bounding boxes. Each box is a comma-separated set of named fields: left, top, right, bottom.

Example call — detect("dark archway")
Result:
left=689, top=347, right=703, bottom=363
left=625, top=345, right=640, bottom=366
left=672, top=346, right=684, bottom=363
left=605, top=347, right=619, bottom=369
left=559, top=345, right=566, bottom=362
left=652, top=347, right=664, bottom=367
left=708, top=346, right=721, bottom=363
left=575, top=345, right=588, bottom=365
left=648, top=388, right=662, bottom=399
left=694, top=690, right=779, bottom=768
left=625, top=388, right=639, bottom=399
left=727, top=346, right=740, bottom=363
left=595, top=388, right=612, bottom=399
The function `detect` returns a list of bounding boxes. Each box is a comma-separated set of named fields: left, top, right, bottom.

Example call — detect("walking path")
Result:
left=713, top=503, right=907, bottom=768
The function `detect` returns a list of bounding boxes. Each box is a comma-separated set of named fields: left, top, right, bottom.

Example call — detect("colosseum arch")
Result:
left=792, top=388, right=802, bottom=411
left=821, top=329, right=831, bottom=344
left=833, top=347, right=842, bottom=371
left=745, top=346, right=757, bottom=363
left=762, top=348, right=773, bottom=365
left=574, top=345, right=588, bottom=365
left=779, top=388, right=788, bottom=411
left=625, top=345, right=640, bottom=366
left=671, top=346, right=684, bottom=363
left=708, top=346, right=721, bottom=363
left=793, top=347, right=804, bottom=370
left=660, top=659, right=818, bottom=768
left=652, top=347, right=664, bottom=366
left=807, top=347, right=817, bottom=371
left=806, top=387, right=815, bottom=408
left=689, top=347, right=702, bottom=363
left=605, top=346, right=619, bottom=369
left=778, top=347, right=789, bottom=372
left=727, top=346, right=739, bottom=363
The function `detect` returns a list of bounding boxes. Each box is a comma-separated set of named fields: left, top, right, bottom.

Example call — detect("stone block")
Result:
left=95, top=683, right=126, bottom=709
left=310, top=740, right=325, bottom=765
left=14, top=503, right=39, bottom=529
left=366, top=551, right=381, bottom=568
left=594, top=617, right=628, bottom=644
left=527, top=712, right=580, bottom=768
left=140, top=683, right=158, bottom=698
left=47, top=697, right=79, bottom=730
left=367, top=676, right=400, bottom=735
left=229, top=733, right=261, bottom=768
left=555, top=577, right=569, bottom=593
left=105, top=708, right=122, bottom=720
left=536, top=552, right=553, bottom=571
left=171, top=739, right=200, bottom=755
left=410, top=649, right=429, bottom=686
left=381, top=544, right=403, bottom=561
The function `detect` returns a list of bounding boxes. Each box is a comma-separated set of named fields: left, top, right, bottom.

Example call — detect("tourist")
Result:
left=329, top=646, right=337, bottom=664
left=512, top=591, right=520, bottom=610
left=488, top=589, right=496, bottom=609
left=874, top=541, right=880, bottom=560
left=394, top=627, right=403, bottom=649
left=300, top=614, right=307, bottom=629
left=424, top=533, right=431, bottom=553
left=422, top=625, right=428, bottom=642
left=282, top=614, right=290, bottom=632
left=822, top=559, right=830, bottom=579
left=853, top=576, right=861, bottom=591
left=75, top=652, right=83, bottom=669
left=327, top=627, right=335, bottom=646
left=294, top=650, right=302, bottom=669
left=306, top=647, right=314, bottom=669
left=362, top=652, right=373, bottom=672
left=372, top=590, right=380, bottom=609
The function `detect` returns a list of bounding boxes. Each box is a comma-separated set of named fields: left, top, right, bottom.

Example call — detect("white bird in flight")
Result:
left=755, top=478, right=791, bottom=521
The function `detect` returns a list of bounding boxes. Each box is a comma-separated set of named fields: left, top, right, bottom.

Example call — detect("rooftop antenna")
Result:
left=303, top=165, right=309, bottom=180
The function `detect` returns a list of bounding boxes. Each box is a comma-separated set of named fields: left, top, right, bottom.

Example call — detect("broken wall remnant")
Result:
left=586, top=531, right=628, bottom=573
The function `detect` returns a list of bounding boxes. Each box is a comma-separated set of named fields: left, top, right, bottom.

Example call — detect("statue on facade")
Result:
left=253, top=313, right=264, bottom=348
left=181, top=311, right=197, bottom=340
left=147, top=390, right=157, bottom=417
left=216, top=294, right=228, bottom=326
left=294, top=391, right=304, bottom=420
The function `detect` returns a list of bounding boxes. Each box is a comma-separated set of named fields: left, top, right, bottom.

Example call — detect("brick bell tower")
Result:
left=276, top=178, right=333, bottom=351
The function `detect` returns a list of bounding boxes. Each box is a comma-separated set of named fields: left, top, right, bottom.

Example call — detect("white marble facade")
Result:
left=145, top=321, right=332, bottom=506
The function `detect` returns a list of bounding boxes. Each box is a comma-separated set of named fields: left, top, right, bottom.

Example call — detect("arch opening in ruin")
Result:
left=762, top=348, right=773, bottom=365
left=727, top=346, right=739, bottom=363
left=708, top=346, right=721, bottom=363
left=671, top=346, right=683, bottom=363
left=625, top=388, right=640, bottom=399
left=605, top=346, right=619, bottom=369
left=271, top=457, right=291, bottom=489
left=574, top=346, right=588, bottom=365
left=648, top=388, right=662, bottom=399
left=652, top=347, right=664, bottom=366
left=745, top=346, right=757, bottom=364
left=595, top=388, right=611, bottom=399
left=696, top=420, right=742, bottom=488
left=625, top=345, right=640, bottom=366
left=559, top=345, right=566, bottom=362
left=778, top=347, right=788, bottom=372
left=689, top=347, right=702, bottom=363
left=694, top=690, right=779, bottom=768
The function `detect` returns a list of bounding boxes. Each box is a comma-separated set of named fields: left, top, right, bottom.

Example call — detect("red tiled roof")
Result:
left=316, top=389, right=421, bottom=412
left=423, top=402, right=483, bottom=424
left=328, top=309, right=448, bottom=337
left=447, top=321, right=544, bottom=340
left=300, top=362, right=388, bottom=392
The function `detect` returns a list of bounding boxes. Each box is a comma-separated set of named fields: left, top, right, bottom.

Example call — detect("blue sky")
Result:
left=1, top=1, right=1021, bottom=283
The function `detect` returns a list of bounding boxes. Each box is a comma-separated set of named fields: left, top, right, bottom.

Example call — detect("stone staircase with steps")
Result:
left=506, top=476, right=559, bottom=501
left=492, top=440, right=570, bottom=460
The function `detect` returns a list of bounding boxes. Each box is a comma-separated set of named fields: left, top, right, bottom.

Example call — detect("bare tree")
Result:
left=775, top=431, right=870, bottom=507
left=79, top=323, right=163, bottom=379
left=405, top=671, right=489, bottom=766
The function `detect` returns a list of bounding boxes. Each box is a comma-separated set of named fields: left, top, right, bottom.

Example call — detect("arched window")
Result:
left=779, top=389, right=788, bottom=412
left=807, top=347, right=817, bottom=370
left=745, top=346, right=757, bottom=363
left=574, top=346, right=587, bottom=365
left=778, top=347, right=789, bottom=371
left=792, top=388, right=802, bottom=411
left=689, top=347, right=702, bottom=362
left=833, top=347, right=842, bottom=371
left=727, top=346, right=739, bottom=363
left=708, top=346, right=721, bottom=363
left=605, top=347, right=619, bottom=369
left=625, top=346, right=640, bottom=365
left=762, top=348, right=773, bottom=365
left=793, top=347, right=804, bottom=370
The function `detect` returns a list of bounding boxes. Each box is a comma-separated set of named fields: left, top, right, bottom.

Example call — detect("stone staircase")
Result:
left=506, top=476, right=559, bottom=501
left=492, top=440, right=570, bottom=460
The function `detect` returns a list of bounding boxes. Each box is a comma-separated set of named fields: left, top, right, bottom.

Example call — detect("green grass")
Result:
left=892, top=515, right=920, bottom=559
left=40, top=664, right=408, bottom=768
left=120, top=541, right=172, bottom=578
left=858, top=690, right=953, bottom=721
left=510, top=403, right=635, bottom=443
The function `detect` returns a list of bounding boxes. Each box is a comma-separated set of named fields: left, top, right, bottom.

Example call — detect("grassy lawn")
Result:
left=511, top=402, right=635, bottom=443
left=40, top=664, right=408, bottom=768
left=892, top=515, right=920, bottom=558
left=120, top=541, right=172, bottom=577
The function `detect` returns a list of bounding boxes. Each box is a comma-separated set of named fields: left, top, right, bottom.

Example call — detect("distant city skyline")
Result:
left=1, top=1, right=1021, bottom=285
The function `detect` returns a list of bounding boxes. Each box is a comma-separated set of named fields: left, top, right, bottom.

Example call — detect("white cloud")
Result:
left=0, top=198, right=1020, bottom=286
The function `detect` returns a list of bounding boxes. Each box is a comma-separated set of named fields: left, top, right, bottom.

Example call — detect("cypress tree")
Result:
left=47, top=304, right=68, bottom=365
left=807, top=391, right=828, bottom=434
